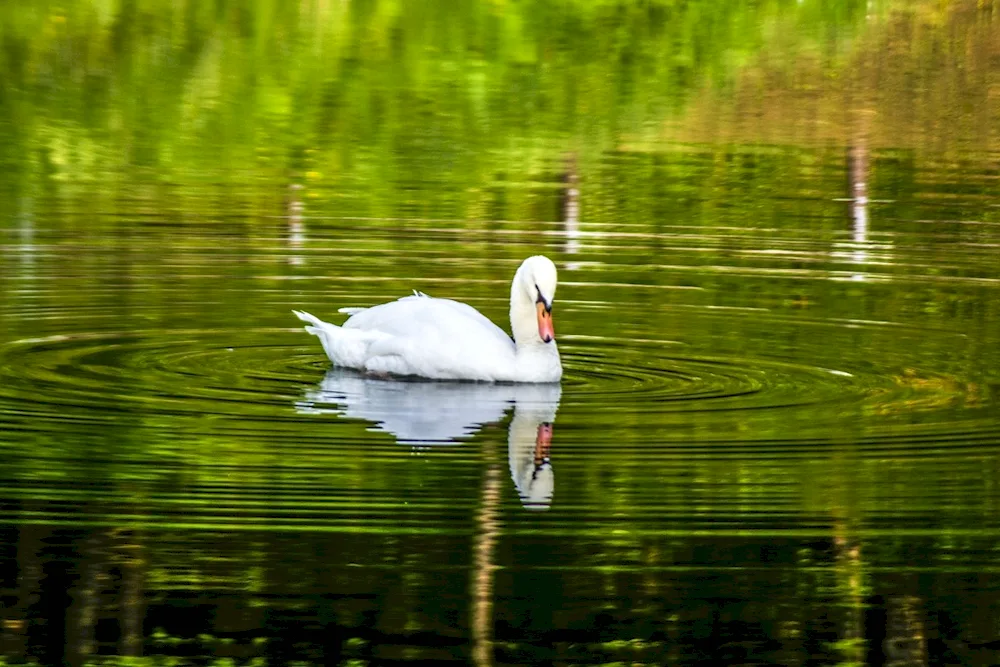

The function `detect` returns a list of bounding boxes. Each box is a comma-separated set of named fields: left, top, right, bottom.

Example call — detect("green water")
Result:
left=2, top=1, right=1000, bottom=665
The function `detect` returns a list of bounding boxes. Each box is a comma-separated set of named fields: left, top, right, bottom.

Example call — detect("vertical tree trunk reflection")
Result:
left=562, top=153, right=582, bottom=268
left=119, top=529, right=145, bottom=657
left=68, top=530, right=105, bottom=666
left=471, top=439, right=502, bottom=667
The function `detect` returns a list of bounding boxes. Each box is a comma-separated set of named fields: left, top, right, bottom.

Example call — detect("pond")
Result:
left=1, top=1, right=999, bottom=665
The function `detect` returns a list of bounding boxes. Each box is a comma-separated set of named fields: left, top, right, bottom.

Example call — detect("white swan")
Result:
left=293, top=255, right=562, bottom=382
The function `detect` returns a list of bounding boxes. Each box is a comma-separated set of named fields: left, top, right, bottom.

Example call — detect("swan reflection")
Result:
left=297, top=370, right=561, bottom=509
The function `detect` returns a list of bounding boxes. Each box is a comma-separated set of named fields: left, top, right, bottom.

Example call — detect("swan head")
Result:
left=512, top=255, right=558, bottom=345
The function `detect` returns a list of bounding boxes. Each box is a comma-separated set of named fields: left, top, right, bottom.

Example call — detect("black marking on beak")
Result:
left=534, top=284, right=552, bottom=313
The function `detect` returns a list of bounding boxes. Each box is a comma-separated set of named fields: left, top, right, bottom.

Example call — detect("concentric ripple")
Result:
left=0, top=313, right=989, bottom=455
left=563, top=337, right=864, bottom=409
left=0, top=329, right=318, bottom=429
left=0, top=326, right=861, bottom=428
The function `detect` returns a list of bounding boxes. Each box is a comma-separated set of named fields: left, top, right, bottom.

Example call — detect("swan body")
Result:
left=293, top=255, right=562, bottom=383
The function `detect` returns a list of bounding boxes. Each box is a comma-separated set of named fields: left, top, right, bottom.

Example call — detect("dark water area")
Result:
left=2, top=1, right=1000, bottom=665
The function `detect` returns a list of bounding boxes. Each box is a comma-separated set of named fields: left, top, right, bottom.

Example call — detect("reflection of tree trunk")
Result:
left=846, top=22, right=874, bottom=238
left=844, top=102, right=874, bottom=279
left=561, top=153, right=581, bottom=260
left=833, top=524, right=866, bottom=666
left=884, top=595, right=928, bottom=667
left=119, top=529, right=145, bottom=657
left=471, top=440, right=502, bottom=667
left=68, top=530, right=106, bottom=667
left=64, top=525, right=146, bottom=665
left=3, top=519, right=41, bottom=660
left=287, top=182, right=305, bottom=266
left=848, top=134, right=870, bottom=250
left=848, top=141, right=869, bottom=243
left=562, top=153, right=579, bottom=226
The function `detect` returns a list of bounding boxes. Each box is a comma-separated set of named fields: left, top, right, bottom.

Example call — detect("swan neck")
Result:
left=509, top=265, right=538, bottom=347
left=508, top=260, right=562, bottom=382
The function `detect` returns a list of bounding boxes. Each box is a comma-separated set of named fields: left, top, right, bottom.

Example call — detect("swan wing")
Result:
left=340, top=295, right=516, bottom=380
left=344, top=295, right=513, bottom=350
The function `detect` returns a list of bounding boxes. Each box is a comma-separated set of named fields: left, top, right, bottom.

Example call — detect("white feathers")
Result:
left=293, top=256, right=562, bottom=382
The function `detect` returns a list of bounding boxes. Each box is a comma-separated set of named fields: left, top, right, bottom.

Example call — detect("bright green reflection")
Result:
left=0, top=1, right=999, bottom=666
left=0, top=0, right=882, bottom=219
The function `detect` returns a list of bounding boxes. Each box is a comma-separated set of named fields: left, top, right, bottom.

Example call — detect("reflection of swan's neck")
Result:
left=509, top=411, right=546, bottom=448
left=508, top=411, right=555, bottom=510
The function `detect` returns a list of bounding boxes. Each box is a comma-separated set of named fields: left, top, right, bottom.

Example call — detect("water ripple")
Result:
left=0, top=313, right=988, bottom=457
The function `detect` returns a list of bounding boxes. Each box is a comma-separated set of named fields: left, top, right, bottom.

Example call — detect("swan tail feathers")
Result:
left=292, top=309, right=327, bottom=328
left=293, top=309, right=341, bottom=343
left=294, top=309, right=379, bottom=369
left=338, top=307, right=366, bottom=315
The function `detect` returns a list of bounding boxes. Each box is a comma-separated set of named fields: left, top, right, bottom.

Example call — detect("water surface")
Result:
left=2, top=1, right=1000, bottom=665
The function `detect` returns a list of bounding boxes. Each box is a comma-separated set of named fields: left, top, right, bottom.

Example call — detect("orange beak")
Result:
left=536, top=301, right=555, bottom=343
left=535, top=422, right=552, bottom=464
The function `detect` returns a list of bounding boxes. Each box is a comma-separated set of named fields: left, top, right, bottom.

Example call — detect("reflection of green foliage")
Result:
left=0, top=0, right=876, bottom=220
